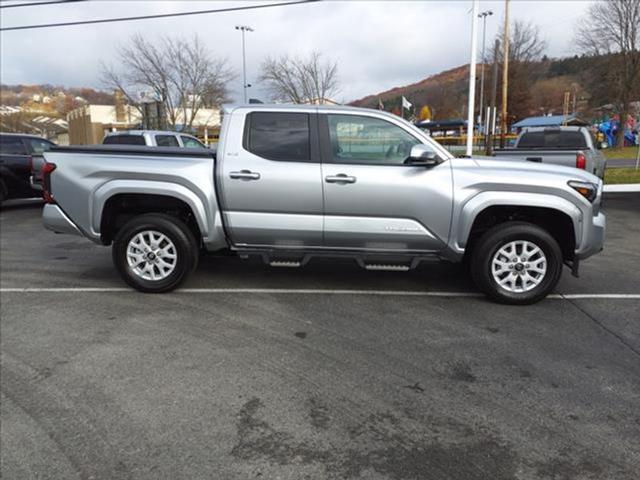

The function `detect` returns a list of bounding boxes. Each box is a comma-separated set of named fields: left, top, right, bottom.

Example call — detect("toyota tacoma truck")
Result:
left=493, top=126, right=606, bottom=179
left=41, top=105, right=605, bottom=304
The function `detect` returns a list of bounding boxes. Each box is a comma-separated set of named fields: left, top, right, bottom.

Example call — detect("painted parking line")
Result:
left=0, top=287, right=639, bottom=299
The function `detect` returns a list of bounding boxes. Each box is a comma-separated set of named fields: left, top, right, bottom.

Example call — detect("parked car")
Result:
left=41, top=105, right=605, bottom=304
left=103, top=130, right=208, bottom=148
left=0, top=133, right=55, bottom=202
left=493, top=126, right=606, bottom=179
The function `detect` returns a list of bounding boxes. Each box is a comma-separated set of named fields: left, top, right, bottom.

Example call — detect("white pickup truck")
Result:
left=41, top=105, right=605, bottom=304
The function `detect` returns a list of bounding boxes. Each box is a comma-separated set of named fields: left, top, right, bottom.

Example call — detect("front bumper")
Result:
left=576, top=211, right=606, bottom=260
left=43, top=204, right=83, bottom=237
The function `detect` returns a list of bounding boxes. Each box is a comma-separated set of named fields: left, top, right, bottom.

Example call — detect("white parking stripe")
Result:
left=0, top=287, right=639, bottom=299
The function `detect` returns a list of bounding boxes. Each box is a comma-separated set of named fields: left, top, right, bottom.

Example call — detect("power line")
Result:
left=0, top=0, right=85, bottom=9
left=0, top=0, right=319, bottom=31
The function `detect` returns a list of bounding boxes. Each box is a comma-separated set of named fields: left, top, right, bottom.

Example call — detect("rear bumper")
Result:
left=576, top=211, right=605, bottom=260
left=43, top=204, right=83, bottom=237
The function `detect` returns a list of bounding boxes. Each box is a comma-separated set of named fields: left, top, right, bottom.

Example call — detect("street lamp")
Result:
left=478, top=10, right=493, bottom=134
left=235, top=25, right=254, bottom=103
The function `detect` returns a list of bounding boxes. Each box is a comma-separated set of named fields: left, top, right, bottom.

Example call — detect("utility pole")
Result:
left=478, top=10, right=493, bottom=134
left=465, top=0, right=480, bottom=157
left=486, top=39, right=500, bottom=156
left=235, top=25, right=254, bottom=103
left=500, top=0, right=510, bottom=148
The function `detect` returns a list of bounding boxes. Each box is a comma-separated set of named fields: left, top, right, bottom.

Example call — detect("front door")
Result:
left=320, top=113, right=452, bottom=252
left=219, top=110, right=324, bottom=248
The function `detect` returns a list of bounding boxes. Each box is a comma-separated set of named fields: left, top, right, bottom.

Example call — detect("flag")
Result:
left=378, top=98, right=384, bottom=110
left=402, top=96, right=412, bottom=110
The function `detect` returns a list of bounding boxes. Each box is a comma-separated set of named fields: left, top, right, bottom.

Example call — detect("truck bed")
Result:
left=492, top=148, right=603, bottom=178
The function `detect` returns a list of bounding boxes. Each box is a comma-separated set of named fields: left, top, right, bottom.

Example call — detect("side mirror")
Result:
left=406, top=144, right=441, bottom=166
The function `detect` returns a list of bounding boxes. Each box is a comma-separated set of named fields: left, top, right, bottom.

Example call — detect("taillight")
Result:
left=42, top=162, right=56, bottom=203
left=576, top=152, right=586, bottom=170
left=27, top=155, right=34, bottom=172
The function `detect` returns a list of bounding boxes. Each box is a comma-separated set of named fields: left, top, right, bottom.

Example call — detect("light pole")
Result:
left=465, top=0, right=480, bottom=157
left=478, top=10, right=493, bottom=134
left=235, top=25, right=254, bottom=103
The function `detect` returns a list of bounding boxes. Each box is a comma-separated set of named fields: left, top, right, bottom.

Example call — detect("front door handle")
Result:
left=325, top=174, right=356, bottom=184
left=229, top=170, right=261, bottom=180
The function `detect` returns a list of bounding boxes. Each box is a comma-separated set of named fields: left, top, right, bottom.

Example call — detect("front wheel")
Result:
left=470, top=222, right=563, bottom=305
left=112, top=214, right=198, bottom=293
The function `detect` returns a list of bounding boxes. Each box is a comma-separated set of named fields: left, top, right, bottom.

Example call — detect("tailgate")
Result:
left=493, top=149, right=579, bottom=168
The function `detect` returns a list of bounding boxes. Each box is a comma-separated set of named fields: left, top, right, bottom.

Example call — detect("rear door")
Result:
left=319, top=112, right=453, bottom=252
left=219, top=109, right=323, bottom=248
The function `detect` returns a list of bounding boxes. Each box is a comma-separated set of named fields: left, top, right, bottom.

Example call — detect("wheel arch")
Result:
left=454, top=192, right=581, bottom=261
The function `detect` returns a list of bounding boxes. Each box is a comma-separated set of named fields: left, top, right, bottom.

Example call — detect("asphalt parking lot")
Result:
left=1, top=194, right=639, bottom=480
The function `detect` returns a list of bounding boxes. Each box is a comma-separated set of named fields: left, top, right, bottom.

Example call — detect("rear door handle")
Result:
left=526, top=157, right=542, bottom=163
left=325, top=174, right=356, bottom=184
left=229, top=170, right=261, bottom=180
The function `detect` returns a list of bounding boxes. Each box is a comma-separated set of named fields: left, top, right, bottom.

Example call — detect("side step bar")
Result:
left=269, top=260, right=302, bottom=268
left=234, top=248, right=442, bottom=271
left=363, top=264, right=410, bottom=272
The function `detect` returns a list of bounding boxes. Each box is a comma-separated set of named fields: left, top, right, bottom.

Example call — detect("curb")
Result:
left=603, top=184, right=640, bottom=193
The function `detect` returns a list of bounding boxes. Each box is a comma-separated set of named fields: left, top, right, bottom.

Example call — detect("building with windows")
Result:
left=67, top=104, right=222, bottom=145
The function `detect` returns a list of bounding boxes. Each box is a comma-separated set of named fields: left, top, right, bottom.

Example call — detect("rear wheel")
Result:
left=470, top=222, right=563, bottom=305
left=112, top=214, right=198, bottom=293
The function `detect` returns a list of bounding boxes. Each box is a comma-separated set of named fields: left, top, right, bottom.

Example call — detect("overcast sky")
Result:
left=0, top=0, right=593, bottom=103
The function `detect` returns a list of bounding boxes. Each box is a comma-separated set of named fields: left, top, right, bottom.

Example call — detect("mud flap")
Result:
left=565, top=258, right=580, bottom=278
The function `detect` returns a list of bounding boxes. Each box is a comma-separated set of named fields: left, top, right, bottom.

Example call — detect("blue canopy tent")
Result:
left=512, top=115, right=590, bottom=129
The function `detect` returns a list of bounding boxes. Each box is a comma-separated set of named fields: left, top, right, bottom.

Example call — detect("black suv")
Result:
left=0, top=133, right=55, bottom=202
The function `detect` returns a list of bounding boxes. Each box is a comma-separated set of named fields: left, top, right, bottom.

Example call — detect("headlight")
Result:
left=568, top=180, right=598, bottom=203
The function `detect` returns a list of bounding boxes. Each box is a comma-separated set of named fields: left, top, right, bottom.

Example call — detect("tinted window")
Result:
left=245, top=112, right=310, bottom=161
left=181, top=135, right=205, bottom=148
left=558, top=131, right=588, bottom=148
left=103, top=135, right=146, bottom=145
left=155, top=135, right=180, bottom=147
left=0, top=136, right=27, bottom=155
left=28, top=138, right=54, bottom=153
left=518, top=131, right=587, bottom=148
left=327, top=114, right=422, bottom=165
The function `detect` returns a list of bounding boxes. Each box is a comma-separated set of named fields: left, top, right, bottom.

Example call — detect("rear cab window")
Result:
left=518, top=130, right=588, bottom=148
left=243, top=112, right=310, bottom=161
left=103, top=135, right=146, bottom=146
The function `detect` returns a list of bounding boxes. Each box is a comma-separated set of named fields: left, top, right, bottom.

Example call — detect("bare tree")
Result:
left=575, top=0, right=640, bottom=145
left=259, top=51, right=339, bottom=104
left=101, top=34, right=234, bottom=130
left=488, top=20, right=546, bottom=64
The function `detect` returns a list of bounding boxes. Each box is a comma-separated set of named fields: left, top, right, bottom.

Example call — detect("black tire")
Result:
left=112, top=213, right=198, bottom=293
left=470, top=222, right=563, bottom=305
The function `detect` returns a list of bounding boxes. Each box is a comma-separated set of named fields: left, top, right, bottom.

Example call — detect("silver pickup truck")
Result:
left=493, top=126, right=606, bottom=179
left=41, top=105, right=605, bottom=304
